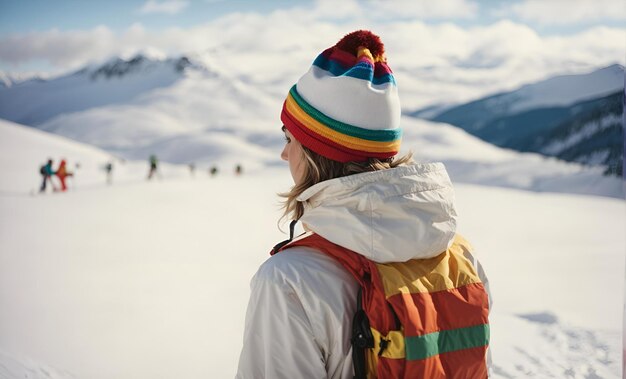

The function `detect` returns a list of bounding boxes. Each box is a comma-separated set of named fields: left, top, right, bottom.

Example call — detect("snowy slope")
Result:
left=0, top=349, right=76, bottom=379
left=0, top=169, right=623, bottom=379
left=27, top=61, right=283, bottom=171
left=400, top=117, right=623, bottom=198
left=430, top=64, right=624, bottom=121
left=535, top=91, right=623, bottom=175
left=0, top=55, right=197, bottom=126
left=0, top=119, right=190, bottom=194
left=422, top=64, right=624, bottom=175
left=0, top=119, right=624, bottom=378
left=542, top=113, right=621, bottom=156
left=0, top=118, right=116, bottom=193
left=1, top=115, right=622, bottom=199
left=524, top=64, right=621, bottom=111
left=483, top=64, right=623, bottom=114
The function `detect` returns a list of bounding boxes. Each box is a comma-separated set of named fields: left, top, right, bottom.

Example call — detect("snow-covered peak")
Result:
left=82, top=54, right=198, bottom=80
left=0, top=54, right=211, bottom=126
left=484, top=64, right=624, bottom=115
left=0, top=71, right=49, bottom=88
left=0, top=72, right=12, bottom=88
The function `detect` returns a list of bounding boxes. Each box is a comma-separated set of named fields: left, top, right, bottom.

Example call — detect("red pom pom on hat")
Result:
left=334, top=30, right=385, bottom=60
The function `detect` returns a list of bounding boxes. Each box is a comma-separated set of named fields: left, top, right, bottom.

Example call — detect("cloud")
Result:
left=509, top=0, right=626, bottom=24
left=138, top=0, right=189, bottom=15
left=0, top=26, right=116, bottom=70
left=305, top=0, right=479, bottom=20
left=0, top=3, right=624, bottom=108
left=364, top=0, right=478, bottom=19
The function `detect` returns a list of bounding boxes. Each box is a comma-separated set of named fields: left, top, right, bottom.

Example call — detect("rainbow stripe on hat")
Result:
left=280, top=30, right=402, bottom=163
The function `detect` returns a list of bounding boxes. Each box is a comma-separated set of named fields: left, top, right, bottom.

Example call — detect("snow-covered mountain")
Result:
left=443, top=90, right=623, bottom=176
left=427, top=64, right=623, bottom=125
left=400, top=117, right=623, bottom=198
left=417, top=64, right=624, bottom=174
left=0, top=54, right=202, bottom=126
left=0, top=53, right=283, bottom=170
left=0, top=54, right=622, bottom=188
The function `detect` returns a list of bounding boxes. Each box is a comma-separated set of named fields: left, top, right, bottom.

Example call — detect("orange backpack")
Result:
left=273, top=228, right=490, bottom=379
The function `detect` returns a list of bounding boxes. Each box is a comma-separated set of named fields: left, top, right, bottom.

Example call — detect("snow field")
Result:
left=0, top=173, right=290, bottom=379
left=0, top=117, right=624, bottom=378
left=1, top=171, right=624, bottom=378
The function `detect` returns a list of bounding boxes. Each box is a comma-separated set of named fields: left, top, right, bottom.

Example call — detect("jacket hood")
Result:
left=297, top=162, right=457, bottom=263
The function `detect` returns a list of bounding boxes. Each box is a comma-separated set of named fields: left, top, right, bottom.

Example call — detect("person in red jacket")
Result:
left=55, top=159, right=73, bottom=191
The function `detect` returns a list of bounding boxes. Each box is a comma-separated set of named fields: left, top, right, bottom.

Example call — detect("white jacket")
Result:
left=236, top=162, right=490, bottom=378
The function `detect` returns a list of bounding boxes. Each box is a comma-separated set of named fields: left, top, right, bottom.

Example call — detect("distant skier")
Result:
left=39, top=159, right=56, bottom=193
left=105, top=162, right=114, bottom=184
left=235, top=164, right=243, bottom=176
left=147, top=155, right=159, bottom=180
left=209, top=165, right=218, bottom=177
left=55, top=159, right=73, bottom=192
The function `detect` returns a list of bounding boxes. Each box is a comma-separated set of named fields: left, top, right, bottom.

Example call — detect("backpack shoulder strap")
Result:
left=273, top=233, right=389, bottom=378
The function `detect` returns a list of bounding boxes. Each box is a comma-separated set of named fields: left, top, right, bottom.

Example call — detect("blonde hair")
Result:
left=279, top=146, right=414, bottom=224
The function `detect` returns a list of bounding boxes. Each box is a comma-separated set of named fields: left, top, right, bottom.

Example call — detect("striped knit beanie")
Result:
left=280, top=30, right=401, bottom=163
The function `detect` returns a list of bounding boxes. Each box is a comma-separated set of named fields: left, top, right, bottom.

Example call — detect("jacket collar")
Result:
left=298, top=162, right=457, bottom=263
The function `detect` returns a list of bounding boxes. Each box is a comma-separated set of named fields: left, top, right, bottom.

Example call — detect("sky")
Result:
left=1, top=0, right=624, bottom=35
left=0, top=0, right=624, bottom=78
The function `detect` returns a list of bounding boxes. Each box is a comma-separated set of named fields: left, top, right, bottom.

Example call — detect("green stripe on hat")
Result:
left=289, top=85, right=401, bottom=142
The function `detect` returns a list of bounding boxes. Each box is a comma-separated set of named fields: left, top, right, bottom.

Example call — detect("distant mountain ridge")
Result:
left=0, top=52, right=284, bottom=170
left=0, top=55, right=623, bottom=183
left=0, top=54, right=202, bottom=126
left=84, top=55, right=194, bottom=80
left=427, top=64, right=623, bottom=128
left=416, top=64, right=624, bottom=176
